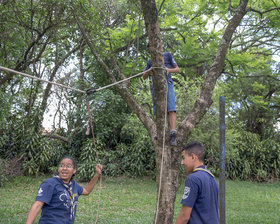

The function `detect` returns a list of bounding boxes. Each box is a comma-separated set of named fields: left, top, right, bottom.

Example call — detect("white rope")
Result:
left=0, top=65, right=164, bottom=94
left=92, top=70, right=145, bottom=92
left=154, top=82, right=168, bottom=224
left=91, top=67, right=164, bottom=93
left=0, top=65, right=86, bottom=94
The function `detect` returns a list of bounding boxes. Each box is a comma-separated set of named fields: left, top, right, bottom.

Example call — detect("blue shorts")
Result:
left=152, top=80, right=176, bottom=114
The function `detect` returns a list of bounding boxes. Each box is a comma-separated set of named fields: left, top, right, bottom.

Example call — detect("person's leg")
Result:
left=169, top=111, right=176, bottom=131
left=167, top=81, right=177, bottom=146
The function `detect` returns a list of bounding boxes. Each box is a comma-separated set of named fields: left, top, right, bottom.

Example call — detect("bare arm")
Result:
left=143, top=68, right=154, bottom=80
left=25, top=201, right=44, bottom=224
left=82, top=164, right=102, bottom=195
left=175, top=205, right=192, bottom=224
left=166, top=65, right=180, bottom=74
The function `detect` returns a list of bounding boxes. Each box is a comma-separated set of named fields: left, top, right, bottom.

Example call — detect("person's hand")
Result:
left=143, top=69, right=153, bottom=80
left=96, top=164, right=102, bottom=175
left=165, top=67, right=171, bottom=75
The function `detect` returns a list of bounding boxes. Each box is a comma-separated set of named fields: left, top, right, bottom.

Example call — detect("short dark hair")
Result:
left=181, top=141, right=205, bottom=161
left=59, top=155, right=77, bottom=169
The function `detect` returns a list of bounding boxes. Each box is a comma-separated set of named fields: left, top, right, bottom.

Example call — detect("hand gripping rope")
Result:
left=0, top=65, right=168, bottom=223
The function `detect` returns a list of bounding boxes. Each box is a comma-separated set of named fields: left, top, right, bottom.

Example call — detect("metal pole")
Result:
left=219, top=96, right=226, bottom=224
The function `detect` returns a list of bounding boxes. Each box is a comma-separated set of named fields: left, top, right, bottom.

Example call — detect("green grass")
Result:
left=0, top=176, right=279, bottom=223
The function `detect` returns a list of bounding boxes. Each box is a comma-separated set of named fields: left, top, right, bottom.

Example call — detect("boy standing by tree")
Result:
left=175, top=141, right=219, bottom=224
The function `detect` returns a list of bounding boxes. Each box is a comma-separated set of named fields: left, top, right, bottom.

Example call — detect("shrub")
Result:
left=201, top=128, right=280, bottom=182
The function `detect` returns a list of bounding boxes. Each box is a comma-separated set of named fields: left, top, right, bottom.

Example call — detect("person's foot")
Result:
left=170, top=131, right=177, bottom=146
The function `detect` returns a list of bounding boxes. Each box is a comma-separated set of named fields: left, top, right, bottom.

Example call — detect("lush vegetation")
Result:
left=0, top=176, right=279, bottom=223
left=0, top=0, right=280, bottom=187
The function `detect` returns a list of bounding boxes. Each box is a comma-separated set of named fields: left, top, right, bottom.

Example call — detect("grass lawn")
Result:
left=0, top=175, right=279, bottom=223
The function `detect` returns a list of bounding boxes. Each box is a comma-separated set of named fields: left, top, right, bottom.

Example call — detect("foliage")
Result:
left=193, top=125, right=280, bottom=182
left=77, top=115, right=155, bottom=180
left=0, top=158, right=6, bottom=187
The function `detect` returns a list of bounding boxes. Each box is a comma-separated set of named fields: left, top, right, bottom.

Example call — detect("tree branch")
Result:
left=178, top=0, right=250, bottom=143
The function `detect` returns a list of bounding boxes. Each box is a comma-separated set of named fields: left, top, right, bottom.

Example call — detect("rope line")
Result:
left=154, top=80, right=168, bottom=224
left=86, top=97, right=102, bottom=224
left=86, top=67, right=164, bottom=94
left=0, top=65, right=86, bottom=94
left=0, top=65, right=164, bottom=94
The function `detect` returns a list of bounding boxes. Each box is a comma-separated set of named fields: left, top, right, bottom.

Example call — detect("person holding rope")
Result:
left=175, top=141, right=219, bottom=224
left=25, top=156, right=102, bottom=224
left=143, top=43, right=180, bottom=146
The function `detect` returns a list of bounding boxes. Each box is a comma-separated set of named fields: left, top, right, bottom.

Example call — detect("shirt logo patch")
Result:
left=37, top=188, right=43, bottom=197
left=182, top=187, right=190, bottom=200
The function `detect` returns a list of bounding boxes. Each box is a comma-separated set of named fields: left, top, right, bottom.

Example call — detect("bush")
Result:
left=77, top=115, right=155, bottom=180
left=201, top=128, right=280, bottom=182
left=0, top=158, right=6, bottom=187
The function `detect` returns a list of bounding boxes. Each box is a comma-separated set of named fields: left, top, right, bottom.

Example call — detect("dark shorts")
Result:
left=152, top=80, right=176, bottom=114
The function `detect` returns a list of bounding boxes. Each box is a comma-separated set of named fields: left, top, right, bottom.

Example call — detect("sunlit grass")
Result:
left=0, top=175, right=279, bottom=223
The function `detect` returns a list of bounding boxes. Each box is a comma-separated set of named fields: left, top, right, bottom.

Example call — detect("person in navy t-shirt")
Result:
left=175, top=142, right=219, bottom=224
left=25, top=156, right=102, bottom=224
left=143, top=43, right=180, bottom=146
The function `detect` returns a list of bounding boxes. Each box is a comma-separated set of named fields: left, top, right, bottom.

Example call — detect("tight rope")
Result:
left=0, top=65, right=163, bottom=94
left=86, top=67, right=163, bottom=94
left=0, top=65, right=86, bottom=94
left=154, top=79, right=168, bottom=224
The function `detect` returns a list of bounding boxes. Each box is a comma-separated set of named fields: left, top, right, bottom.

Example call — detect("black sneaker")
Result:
left=170, top=132, right=177, bottom=146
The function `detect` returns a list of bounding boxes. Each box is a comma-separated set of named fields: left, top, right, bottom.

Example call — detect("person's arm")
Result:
left=25, top=201, right=44, bottom=224
left=143, top=68, right=154, bottom=80
left=82, top=164, right=102, bottom=195
left=175, top=205, right=192, bottom=224
left=166, top=65, right=180, bottom=74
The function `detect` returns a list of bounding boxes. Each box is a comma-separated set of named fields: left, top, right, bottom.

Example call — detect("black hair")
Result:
left=181, top=141, right=205, bottom=162
left=59, top=155, right=77, bottom=169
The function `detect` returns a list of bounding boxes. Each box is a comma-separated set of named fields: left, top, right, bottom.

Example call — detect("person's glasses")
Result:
left=59, top=164, right=73, bottom=169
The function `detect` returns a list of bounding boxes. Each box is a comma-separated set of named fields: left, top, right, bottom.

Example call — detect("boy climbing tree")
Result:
left=143, top=43, right=180, bottom=146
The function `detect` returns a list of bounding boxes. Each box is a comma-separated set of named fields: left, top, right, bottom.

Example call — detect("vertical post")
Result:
left=219, top=96, right=226, bottom=224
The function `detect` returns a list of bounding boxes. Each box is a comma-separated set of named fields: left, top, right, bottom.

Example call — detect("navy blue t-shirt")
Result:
left=145, top=52, right=178, bottom=83
left=181, top=166, right=219, bottom=224
left=35, top=177, right=84, bottom=224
